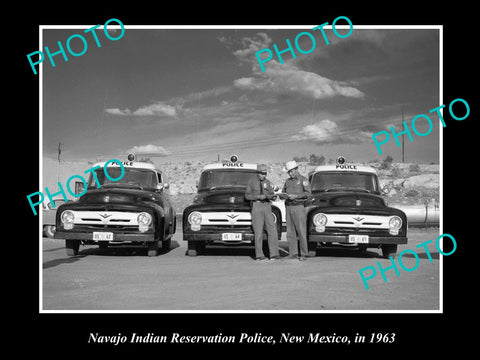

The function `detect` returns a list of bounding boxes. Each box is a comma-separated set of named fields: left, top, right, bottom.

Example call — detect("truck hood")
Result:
left=306, top=191, right=387, bottom=209
left=194, top=189, right=249, bottom=205
left=78, top=187, right=161, bottom=205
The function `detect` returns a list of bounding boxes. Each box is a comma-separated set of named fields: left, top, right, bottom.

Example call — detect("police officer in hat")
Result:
left=282, top=160, right=311, bottom=260
left=245, top=164, right=280, bottom=261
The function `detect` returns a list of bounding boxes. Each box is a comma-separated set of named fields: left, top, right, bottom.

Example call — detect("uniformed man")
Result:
left=282, top=160, right=311, bottom=260
left=245, top=164, right=280, bottom=261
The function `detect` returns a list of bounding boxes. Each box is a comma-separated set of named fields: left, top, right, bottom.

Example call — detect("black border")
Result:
left=17, top=3, right=475, bottom=354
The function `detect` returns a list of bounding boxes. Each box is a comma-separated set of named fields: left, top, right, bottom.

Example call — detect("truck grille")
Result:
left=68, top=210, right=140, bottom=227
left=325, top=227, right=390, bottom=235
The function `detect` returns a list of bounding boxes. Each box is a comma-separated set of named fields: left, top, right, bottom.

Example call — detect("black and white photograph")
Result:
left=18, top=5, right=475, bottom=354
left=39, top=23, right=443, bottom=312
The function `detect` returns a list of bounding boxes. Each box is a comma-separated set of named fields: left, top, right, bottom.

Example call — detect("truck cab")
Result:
left=183, top=155, right=284, bottom=256
left=305, top=157, right=408, bottom=258
left=54, top=154, right=176, bottom=257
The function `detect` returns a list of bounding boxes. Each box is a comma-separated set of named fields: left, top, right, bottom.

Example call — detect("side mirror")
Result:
left=164, top=183, right=170, bottom=190
left=156, top=183, right=164, bottom=191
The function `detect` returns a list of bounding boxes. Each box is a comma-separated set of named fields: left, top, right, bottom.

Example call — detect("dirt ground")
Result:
left=41, top=226, right=440, bottom=311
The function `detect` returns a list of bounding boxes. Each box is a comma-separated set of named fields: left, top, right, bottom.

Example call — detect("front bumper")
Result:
left=183, top=230, right=257, bottom=242
left=308, top=234, right=407, bottom=245
left=54, top=230, right=156, bottom=242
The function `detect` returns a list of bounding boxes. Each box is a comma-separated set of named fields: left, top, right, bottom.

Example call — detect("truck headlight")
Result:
left=137, top=212, right=152, bottom=232
left=60, top=210, right=75, bottom=230
left=389, top=216, right=402, bottom=235
left=188, top=211, right=202, bottom=231
left=313, top=213, right=327, bottom=226
left=313, top=213, right=327, bottom=232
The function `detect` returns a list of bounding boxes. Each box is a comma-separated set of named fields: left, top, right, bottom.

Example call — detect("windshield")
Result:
left=88, top=167, right=158, bottom=189
left=198, top=170, right=257, bottom=191
left=310, top=172, right=379, bottom=193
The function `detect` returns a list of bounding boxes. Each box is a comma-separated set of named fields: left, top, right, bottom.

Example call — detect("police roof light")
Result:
left=230, top=155, right=239, bottom=163
left=127, top=153, right=136, bottom=162
left=336, top=156, right=346, bottom=165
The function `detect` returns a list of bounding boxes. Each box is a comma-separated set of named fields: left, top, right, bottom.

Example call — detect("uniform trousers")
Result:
left=286, top=204, right=308, bottom=257
left=251, top=201, right=279, bottom=258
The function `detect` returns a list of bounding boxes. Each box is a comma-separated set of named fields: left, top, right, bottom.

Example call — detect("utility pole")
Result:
left=56, top=142, right=62, bottom=191
left=401, top=105, right=405, bottom=163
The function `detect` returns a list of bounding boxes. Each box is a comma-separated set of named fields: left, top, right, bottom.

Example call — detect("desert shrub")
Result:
left=409, top=164, right=421, bottom=173
left=309, top=154, right=325, bottom=165
left=293, top=156, right=308, bottom=162
left=379, top=156, right=394, bottom=170
left=390, top=166, right=402, bottom=178
left=404, top=189, right=420, bottom=197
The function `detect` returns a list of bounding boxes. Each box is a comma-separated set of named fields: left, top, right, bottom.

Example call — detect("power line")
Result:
left=85, top=114, right=410, bottom=161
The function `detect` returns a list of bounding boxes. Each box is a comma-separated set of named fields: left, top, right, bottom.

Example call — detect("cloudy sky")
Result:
left=42, top=25, right=440, bottom=164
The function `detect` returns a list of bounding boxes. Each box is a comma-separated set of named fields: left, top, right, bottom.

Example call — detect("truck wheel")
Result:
left=186, top=241, right=198, bottom=256
left=381, top=244, right=398, bottom=259
left=162, top=238, right=171, bottom=251
left=44, top=225, right=56, bottom=238
left=66, top=240, right=80, bottom=256
left=147, top=241, right=159, bottom=257
left=358, top=244, right=368, bottom=253
left=308, top=242, right=317, bottom=257
left=172, top=215, right=177, bottom=234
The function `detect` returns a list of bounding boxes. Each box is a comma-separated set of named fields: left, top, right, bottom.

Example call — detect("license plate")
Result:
left=348, top=234, right=369, bottom=244
left=93, top=232, right=114, bottom=241
left=222, top=233, right=242, bottom=241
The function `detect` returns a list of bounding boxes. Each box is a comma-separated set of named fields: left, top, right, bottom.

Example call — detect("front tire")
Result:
left=186, top=241, right=199, bottom=256
left=66, top=240, right=80, bottom=256
left=161, top=237, right=171, bottom=252
left=381, top=244, right=398, bottom=259
left=147, top=241, right=159, bottom=257
left=44, top=225, right=56, bottom=238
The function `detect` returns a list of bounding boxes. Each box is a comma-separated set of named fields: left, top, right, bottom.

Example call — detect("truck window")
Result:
left=310, top=172, right=379, bottom=193
left=198, top=170, right=257, bottom=191
left=88, top=167, right=158, bottom=189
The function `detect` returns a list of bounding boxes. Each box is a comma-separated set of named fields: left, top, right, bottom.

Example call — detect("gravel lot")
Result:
left=42, top=226, right=440, bottom=311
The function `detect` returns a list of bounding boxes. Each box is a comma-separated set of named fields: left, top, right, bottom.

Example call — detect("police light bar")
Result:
left=127, top=153, right=136, bottom=162
left=220, top=154, right=245, bottom=168
left=335, top=155, right=358, bottom=170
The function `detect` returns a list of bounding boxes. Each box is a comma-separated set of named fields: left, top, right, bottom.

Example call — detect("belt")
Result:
left=285, top=201, right=304, bottom=206
left=253, top=200, right=271, bottom=203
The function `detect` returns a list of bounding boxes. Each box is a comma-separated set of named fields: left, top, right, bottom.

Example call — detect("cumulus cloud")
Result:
left=293, top=119, right=372, bottom=144
left=233, top=62, right=364, bottom=100
left=233, top=77, right=271, bottom=90
left=127, top=144, right=171, bottom=156
left=105, top=102, right=177, bottom=117
left=267, top=63, right=364, bottom=99
left=133, top=103, right=177, bottom=117
left=232, top=32, right=272, bottom=60
left=293, top=119, right=339, bottom=143
left=105, top=108, right=132, bottom=116
left=226, top=32, right=364, bottom=100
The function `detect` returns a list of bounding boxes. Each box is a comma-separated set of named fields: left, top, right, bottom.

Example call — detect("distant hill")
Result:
left=42, top=157, right=439, bottom=214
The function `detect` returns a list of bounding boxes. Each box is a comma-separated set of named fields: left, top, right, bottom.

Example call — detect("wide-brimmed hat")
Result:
left=257, top=164, right=267, bottom=173
left=283, top=160, right=299, bottom=172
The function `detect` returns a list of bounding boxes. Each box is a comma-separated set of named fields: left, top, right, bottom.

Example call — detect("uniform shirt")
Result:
left=245, top=177, right=275, bottom=201
left=282, top=174, right=311, bottom=205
